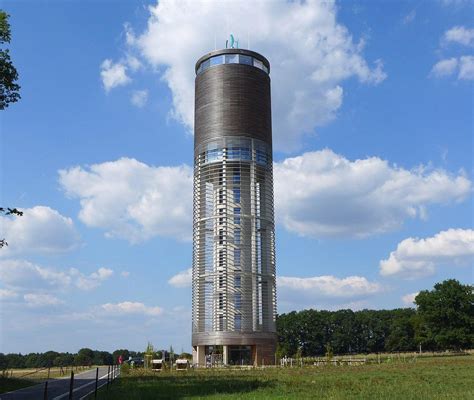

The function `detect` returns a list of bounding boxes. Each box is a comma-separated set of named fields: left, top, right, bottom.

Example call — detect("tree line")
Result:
left=0, top=347, right=193, bottom=370
left=0, top=348, right=142, bottom=370
left=277, top=279, right=473, bottom=357
left=1, top=279, right=471, bottom=369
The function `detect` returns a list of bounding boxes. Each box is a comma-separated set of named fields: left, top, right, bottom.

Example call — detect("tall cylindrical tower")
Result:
left=192, top=48, right=277, bottom=366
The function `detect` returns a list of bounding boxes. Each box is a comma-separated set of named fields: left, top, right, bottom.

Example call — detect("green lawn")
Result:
left=99, top=355, right=474, bottom=399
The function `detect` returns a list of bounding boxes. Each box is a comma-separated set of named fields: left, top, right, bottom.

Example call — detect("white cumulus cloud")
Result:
left=380, top=228, right=474, bottom=279
left=59, top=158, right=193, bottom=243
left=277, top=275, right=383, bottom=311
left=100, top=59, right=131, bottom=92
left=75, top=267, right=114, bottom=290
left=401, top=292, right=419, bottom=306
left=0, top=259, right=113, bottom=291
left=274, top=149, right=471, bottom=238
left=114, top=0, right=385, bottom=151
left=24, top=293, right=63, bottom=307
left=131, top=90, right=148, bottom=107
left=0, top=288, right=18, bottom=300
left=0, top=206, right=80, bottom=257
left=168, top=268, right=191, bottom=288
left=459, top=55, right=474, bottom=79
left=101, top=301, right=163, bottom=316
left=431, top=56, right=474, bottom=80
left=431, top=58, right=458, bottom=77
left=431, top=26, right=474, bottom=80
left=443, top=26, right=474, bottom=46
left=277, top=275, right=383, bottom=298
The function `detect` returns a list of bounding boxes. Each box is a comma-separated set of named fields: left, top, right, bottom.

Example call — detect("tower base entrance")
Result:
left=192, top=337, right=276, bottom=367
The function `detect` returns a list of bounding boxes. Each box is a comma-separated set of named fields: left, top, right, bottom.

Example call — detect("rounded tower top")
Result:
left=195, top=48, right=270, bottom=75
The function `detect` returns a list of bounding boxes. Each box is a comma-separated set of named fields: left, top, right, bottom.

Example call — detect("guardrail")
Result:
left=39, top=365, right=120, bottom=400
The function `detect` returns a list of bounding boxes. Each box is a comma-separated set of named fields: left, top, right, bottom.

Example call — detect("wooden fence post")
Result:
left=94, top=367, right=99, bottom=399
left=68, top=371, right=74, bottom=400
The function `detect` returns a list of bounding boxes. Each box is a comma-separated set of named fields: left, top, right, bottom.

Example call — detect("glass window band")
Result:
left=196, top=54, right=269, bottom=76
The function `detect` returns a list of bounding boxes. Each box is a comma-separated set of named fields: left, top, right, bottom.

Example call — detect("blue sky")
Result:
left=1, top=0, right=473, bottom=354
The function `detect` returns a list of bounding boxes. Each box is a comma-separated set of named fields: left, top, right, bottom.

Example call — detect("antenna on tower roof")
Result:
left=226, top=33, right=239, bottom=49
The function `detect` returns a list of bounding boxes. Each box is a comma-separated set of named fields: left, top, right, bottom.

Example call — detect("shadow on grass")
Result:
left=0, top=377, right=37, bottom=394
left=102, top=374, right=274, bottom=399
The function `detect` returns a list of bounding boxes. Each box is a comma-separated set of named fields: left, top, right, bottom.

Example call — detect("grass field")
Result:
left=97, top=355, right=473, bottom=400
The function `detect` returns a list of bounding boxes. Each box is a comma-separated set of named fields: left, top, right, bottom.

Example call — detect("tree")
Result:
left=0, top=207, right=23, bottom=248
left=113, top=349, right=130, bottom=364
left=74, top=348, right=94, bottom=366
left=415, top=279, right=473, bottom=350
left=0, top=11, right=21, bottom=109
left=385, top=308, right=417, bottom=352
left=144, top=342, right=154, bottom=369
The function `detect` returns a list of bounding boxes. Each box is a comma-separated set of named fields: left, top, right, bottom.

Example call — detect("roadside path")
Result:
left=1, top=366, right=116, bottom=400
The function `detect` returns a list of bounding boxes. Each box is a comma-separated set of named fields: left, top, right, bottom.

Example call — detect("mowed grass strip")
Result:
left=99, top=355, right=474, bottom=399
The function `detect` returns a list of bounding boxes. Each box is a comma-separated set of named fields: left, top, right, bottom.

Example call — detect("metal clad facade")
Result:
left=192, top=49, right=276, bottom=365
left=195, top=65, right=272, bottom=147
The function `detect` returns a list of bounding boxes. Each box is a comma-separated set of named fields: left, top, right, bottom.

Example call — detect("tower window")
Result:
left=234, top=314, right=242, bottom=330
left=219, top=315, right=224, bottom=331
left=233, top=188, right=241, bottom=203
left=234, top=207, right=241, bottom=224
left=253, top=58, right=264, bottom=70
left=219, top=293, right=224, bottom=309
left=234, top=228, right=241, bottom=245
left=239, top=55, right=252, bottom=66
left=225, top=54, right=239, bottom=64
left=234, top=249, right=241, bottom=267
left=256, top=149, right=268, bottom=165
left=233, top=172, right=241, bottom=184
left=234, top=293, right=242, bottom=310
left=210, top=55, right=224, bottom=66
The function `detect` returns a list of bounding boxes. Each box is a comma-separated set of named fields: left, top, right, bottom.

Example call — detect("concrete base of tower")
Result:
left=192, top=332, right=277, bottom=367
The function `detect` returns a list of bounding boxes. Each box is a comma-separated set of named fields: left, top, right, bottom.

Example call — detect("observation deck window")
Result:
left=256, top=149, right=268, bottom=166
left=239, top=55, right=252, bottom=66
left=225, top=54, right=239, bottom=64
left=205, top=148, right=223, bottom=163
left=210, top=55, right=224, bottom=66
left=228, top=147, right=251, bottom=161
left=197, top=53, right=269, bottom=75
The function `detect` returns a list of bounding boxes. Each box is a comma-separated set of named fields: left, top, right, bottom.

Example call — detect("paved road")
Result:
left=1, top=366, right=117, bottom=400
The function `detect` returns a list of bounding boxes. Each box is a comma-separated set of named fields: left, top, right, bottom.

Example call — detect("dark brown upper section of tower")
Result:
left=194, top=49, right=272, bottom=149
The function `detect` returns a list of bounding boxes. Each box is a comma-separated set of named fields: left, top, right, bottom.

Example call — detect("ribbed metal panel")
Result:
left=195, top=64, right=272, bottom=146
